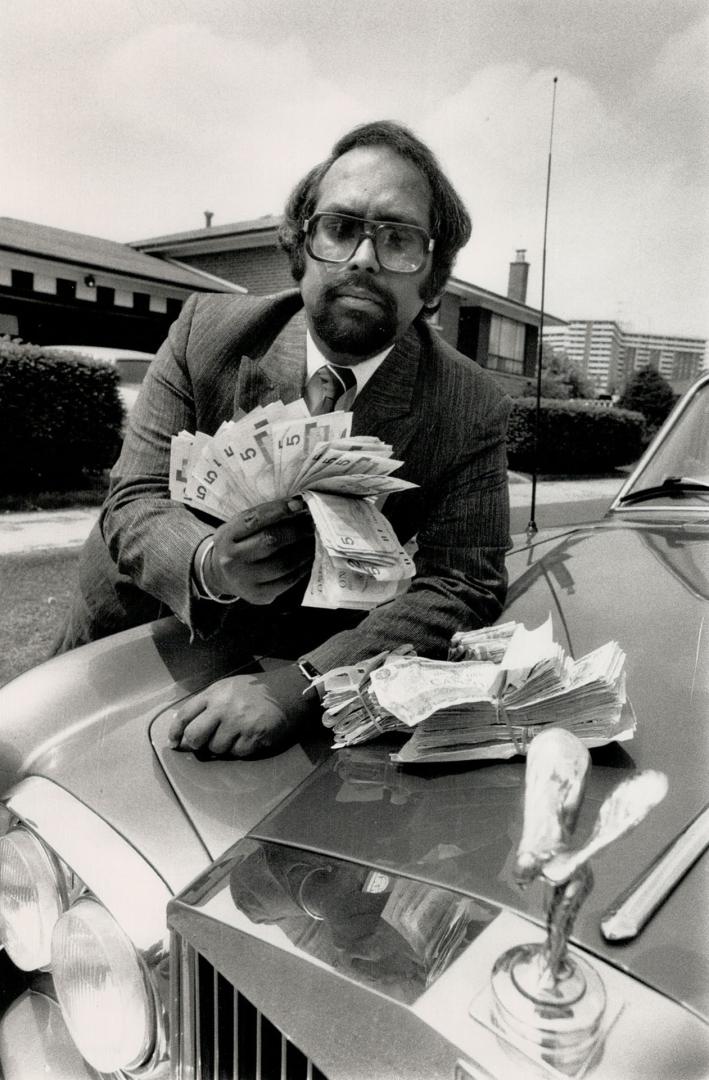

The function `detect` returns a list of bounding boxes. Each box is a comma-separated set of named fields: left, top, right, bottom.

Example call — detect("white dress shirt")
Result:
left=306, top=332, right=393, bottom=399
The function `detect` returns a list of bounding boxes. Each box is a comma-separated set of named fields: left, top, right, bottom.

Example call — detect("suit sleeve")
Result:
left=99, top=295, right=221, bottom=636
left=303, top=393, right=511, bottom=672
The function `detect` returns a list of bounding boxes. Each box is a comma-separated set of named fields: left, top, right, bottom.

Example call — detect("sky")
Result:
left=3, top=0, right=708, bottom=338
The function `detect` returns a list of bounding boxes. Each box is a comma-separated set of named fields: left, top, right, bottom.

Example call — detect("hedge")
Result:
left=507, top=397, right=645, bottom=475
left=0, top=338, right=124, bottom=492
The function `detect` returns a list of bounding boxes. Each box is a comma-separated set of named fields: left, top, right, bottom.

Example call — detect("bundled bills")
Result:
left=168, top=398, right=417, bottom=610
left=317, top=617, right=635, bottom=762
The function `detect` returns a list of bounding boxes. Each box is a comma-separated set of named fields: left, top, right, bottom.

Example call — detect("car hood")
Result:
left=156, top=519, right=709, bottom=1022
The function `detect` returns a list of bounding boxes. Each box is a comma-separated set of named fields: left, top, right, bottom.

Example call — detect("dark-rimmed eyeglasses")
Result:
left=303, top=212, right=434, bottom=274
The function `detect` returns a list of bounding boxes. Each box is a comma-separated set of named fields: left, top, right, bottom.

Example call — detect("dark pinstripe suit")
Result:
left=58, top=290, right=511, bottom=671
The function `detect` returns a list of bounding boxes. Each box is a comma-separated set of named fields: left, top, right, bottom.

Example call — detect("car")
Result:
left=42, top=344, right=154, bottom=417
left=0, top=372, right=707, bottom=1078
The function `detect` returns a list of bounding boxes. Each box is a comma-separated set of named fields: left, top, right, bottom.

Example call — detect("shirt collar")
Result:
left=306, top=331, right=393, bottom=398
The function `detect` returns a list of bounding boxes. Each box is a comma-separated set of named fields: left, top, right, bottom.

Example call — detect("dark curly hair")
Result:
left=278, top=120, right=472, bottom=310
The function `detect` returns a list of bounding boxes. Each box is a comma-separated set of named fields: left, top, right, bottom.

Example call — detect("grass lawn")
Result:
left=0, top=549, right=79, bottom=686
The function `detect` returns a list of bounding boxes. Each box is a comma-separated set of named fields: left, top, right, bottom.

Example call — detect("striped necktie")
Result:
left=304, top=364, right=357, bottom=415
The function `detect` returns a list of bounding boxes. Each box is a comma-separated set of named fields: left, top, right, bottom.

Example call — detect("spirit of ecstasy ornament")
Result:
left=490, top=728, right=668, bottom=1075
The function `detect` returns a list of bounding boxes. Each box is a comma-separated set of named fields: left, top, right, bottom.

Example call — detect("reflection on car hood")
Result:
left=159, top=520, right=709, bottom=1021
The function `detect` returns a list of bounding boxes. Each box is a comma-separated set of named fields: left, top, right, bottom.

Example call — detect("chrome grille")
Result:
left=171, top=931, right=330, bottom=1080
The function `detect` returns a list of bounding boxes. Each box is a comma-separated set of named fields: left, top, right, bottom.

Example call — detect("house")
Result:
left=133, top=221, right=564, bottom=395
left=0, top=218, right=242, bottom=352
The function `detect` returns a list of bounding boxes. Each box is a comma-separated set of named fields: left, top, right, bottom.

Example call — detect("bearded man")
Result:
left=56, top=120, right=511, bottom=758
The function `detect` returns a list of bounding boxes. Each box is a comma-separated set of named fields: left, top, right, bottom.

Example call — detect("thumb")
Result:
left=221, top=496, right=307, bottom=542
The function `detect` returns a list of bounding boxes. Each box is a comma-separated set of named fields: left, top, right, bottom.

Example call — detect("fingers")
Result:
left=166, top=695, right=209, bottom=747
left=230, top=528, right=314, bottom=571
left=222, top=496, right=308, bottom=543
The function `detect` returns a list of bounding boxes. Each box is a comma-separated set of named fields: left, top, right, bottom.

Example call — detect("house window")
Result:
left=166, top=298, right=183, bottom=320
left=56, top=278, right=77, bottom=300
left=11, top=270, right=33, bottom=292
left=97, top=286, right=115, bottom=308
left=487, top=314, right=525, bottom=375
left=133, top=292, right=150, bottom=313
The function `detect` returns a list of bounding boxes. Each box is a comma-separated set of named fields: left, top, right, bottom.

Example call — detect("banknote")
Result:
left=319, top=619, right=633, bottom=759
left=168, top=398, right=418, bottom=609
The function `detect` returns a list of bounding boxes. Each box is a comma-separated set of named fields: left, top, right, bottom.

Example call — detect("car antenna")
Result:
left=526, top=76, right=559, bottom=543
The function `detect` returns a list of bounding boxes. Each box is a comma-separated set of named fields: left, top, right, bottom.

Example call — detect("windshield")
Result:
left=619, top=378, right=709, bottom=507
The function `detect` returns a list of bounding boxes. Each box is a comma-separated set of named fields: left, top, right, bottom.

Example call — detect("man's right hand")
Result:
left=198, top=496, right=314, bottom=603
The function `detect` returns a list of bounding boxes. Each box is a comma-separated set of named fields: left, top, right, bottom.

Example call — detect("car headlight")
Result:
left=51, top=898, right=155, bottom=1074
left=0, top=827, right=68, bottom=970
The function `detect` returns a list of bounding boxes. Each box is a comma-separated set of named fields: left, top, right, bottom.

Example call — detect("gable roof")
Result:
left=0, top=217, right=238, bottom=292
left=132, top=215, right=282, bottom=257
left=132, top=217, right=565, bottom=326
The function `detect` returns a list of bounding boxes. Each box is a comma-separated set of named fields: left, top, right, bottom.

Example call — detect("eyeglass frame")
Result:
left=302, top=211, right=435, bottom=274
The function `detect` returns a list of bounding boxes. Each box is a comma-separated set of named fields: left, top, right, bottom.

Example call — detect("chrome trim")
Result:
left=5, top=776, right=171, bottom=952
left=171, top=930, right=328, bottom=1080
left=602, top=802, right=709, bottom=941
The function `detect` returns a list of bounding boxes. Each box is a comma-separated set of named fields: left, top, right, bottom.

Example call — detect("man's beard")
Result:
left=308, top=274, right=399, bottom=357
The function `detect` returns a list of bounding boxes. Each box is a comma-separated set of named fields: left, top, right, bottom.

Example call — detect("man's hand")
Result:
left=200, top=497, right=314, bottom=603
left=166, top=666, right=320, bottom=758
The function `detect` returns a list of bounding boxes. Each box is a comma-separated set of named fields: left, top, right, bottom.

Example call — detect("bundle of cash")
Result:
left=168, top=398, right=417, bottom=610
left=318, top=617, right=635, bottom=762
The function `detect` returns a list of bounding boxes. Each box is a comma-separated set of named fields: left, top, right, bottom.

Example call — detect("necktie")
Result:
left=305, top=364, right=357, bottom=415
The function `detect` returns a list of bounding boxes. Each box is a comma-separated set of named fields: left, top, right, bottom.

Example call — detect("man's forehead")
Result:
left=314, top=145, right=432, bottom=225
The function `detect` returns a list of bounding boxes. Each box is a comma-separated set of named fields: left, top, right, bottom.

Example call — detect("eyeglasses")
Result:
left=303, top=212, right=434, bottom=274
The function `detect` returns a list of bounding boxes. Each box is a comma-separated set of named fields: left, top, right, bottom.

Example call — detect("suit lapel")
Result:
left=234, top=309, right=308, bottom=415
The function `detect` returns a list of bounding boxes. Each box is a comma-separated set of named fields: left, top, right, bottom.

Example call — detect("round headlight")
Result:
left=51, top=899, right=155, bottom=1073
left=0, top=828, right=65, bottom=970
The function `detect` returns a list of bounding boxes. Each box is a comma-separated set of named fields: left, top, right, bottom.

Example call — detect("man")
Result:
left=57, top=120, right=511, bottom=758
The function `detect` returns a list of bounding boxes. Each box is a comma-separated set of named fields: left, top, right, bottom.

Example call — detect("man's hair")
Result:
left=278, top=120, right=472, bottom=307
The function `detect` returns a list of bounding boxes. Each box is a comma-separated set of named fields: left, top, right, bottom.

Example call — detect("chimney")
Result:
left=204, top=211, right=214, bottom=228
left=507, top=249, right=529, bottom=304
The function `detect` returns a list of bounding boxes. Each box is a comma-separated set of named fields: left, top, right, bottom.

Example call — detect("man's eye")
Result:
left=382, top=227, right=411, bottom=252
left=322, top=217, right=354, bottom=241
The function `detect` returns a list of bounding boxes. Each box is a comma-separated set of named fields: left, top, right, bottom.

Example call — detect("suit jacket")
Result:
left=96, top=289, right=510, bottom=672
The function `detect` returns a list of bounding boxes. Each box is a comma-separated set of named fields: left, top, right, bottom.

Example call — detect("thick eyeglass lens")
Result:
left=309, top=214, right=428, bottom=272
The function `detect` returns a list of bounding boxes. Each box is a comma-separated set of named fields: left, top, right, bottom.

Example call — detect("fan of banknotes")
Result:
left=168, top=398, right=418, bottom=609
left=315, top=617, right=635, bottom=762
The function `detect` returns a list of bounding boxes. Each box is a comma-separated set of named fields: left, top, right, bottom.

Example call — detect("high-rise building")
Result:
left=544, top=319, right=706, bottom=395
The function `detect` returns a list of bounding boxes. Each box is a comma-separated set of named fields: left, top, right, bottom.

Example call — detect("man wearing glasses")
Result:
left=57, top=120, right=511, bottom=758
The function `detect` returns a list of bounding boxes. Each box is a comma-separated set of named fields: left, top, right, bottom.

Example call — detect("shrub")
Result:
left=507, top=398, right=645, bottom=475
left=0, top=338, right=124, bottom=493
left=618, top=368, right=677, bottom=435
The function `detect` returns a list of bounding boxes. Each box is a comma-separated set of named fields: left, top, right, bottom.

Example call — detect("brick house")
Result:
left=133, top=221, right=563, bottom=395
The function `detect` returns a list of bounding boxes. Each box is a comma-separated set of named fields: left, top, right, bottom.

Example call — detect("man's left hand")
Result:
left=166, top=666, right=319, bottom=758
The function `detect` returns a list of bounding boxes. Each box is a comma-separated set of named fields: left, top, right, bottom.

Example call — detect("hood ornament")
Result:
left=490, top=728, right=667, bottom=1075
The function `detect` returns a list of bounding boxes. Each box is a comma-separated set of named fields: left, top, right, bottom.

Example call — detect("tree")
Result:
left=522, top=344, right=594, bottom=400
left=618, top=368, right=676, bottom=430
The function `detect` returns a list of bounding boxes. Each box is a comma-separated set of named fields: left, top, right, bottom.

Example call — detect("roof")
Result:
left=0, top=217, right=239, bottom=292
left=446, top=276, right=566, bottom=327
left=133, top=218, right=565, bottom=326
left=132, top=215, right=282, bottom=253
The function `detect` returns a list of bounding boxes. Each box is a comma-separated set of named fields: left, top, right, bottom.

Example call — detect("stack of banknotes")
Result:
left=316, top=617, right=635, bottom=762
left=168, top=398, right=417, bottom=609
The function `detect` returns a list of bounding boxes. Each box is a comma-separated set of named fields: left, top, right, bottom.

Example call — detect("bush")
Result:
left=507, top=398, right=645, bottom=475
left=0, top=338, right=124, bottom=493
left=618, top=368, right=677, bottom=434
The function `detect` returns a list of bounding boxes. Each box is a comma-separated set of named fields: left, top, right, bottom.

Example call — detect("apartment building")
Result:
left=544, top=319, right=706, bottom=395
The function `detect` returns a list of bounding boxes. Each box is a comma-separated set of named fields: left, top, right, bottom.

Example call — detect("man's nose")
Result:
left=347, top=234, right=380, bottom=273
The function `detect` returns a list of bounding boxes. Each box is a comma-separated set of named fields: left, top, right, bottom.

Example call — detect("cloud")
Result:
left=1, top=3, right=706, bottom=337
left=419, top=36, right=707, bottom=336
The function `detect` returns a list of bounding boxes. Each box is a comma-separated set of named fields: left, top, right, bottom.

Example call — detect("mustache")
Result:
left=324, top=274, right=396, bottom=315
